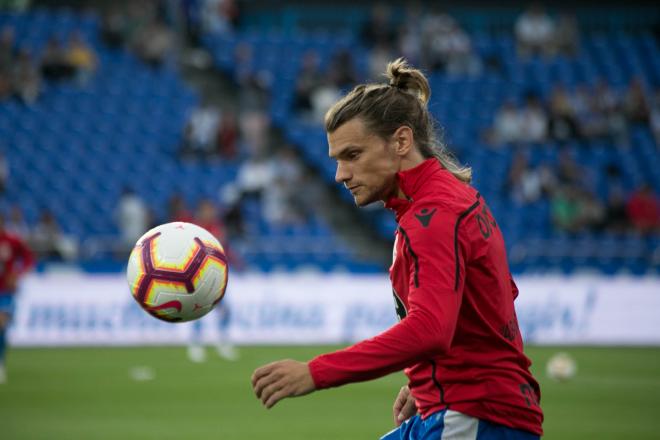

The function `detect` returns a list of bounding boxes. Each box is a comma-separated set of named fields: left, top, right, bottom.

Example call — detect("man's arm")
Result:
left=251, top=206, right=468, bottom=407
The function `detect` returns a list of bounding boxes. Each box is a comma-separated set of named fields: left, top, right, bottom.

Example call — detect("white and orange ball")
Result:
left=126, top=222, right=229, bottom=323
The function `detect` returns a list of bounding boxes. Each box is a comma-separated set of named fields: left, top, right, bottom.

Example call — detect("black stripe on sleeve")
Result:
left=397, top=226, right=419, bottom=288
left=453, top=195, right=481, bottom=291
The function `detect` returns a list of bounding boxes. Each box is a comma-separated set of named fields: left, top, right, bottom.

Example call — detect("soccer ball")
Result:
left=545, top=352, right=577, bottom=381
left=126, top=222, right=229, bottom=323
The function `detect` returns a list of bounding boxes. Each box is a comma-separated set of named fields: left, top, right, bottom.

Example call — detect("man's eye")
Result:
left=348, top=151, right=359, bottom=160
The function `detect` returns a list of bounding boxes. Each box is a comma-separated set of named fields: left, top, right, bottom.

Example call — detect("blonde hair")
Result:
left=324, top=58, right=472, bottom=183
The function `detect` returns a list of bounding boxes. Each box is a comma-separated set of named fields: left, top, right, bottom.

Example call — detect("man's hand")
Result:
left=392, top=385, right=417, bottom=426
left=251, top=359, right=316, bottom=409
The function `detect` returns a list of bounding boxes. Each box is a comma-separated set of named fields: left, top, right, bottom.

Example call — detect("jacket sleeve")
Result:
left=309, top=206, right=468, bottom=389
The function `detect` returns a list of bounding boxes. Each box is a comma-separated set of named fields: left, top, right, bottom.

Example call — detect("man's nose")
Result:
left=335, top=163, right=351, bottom=184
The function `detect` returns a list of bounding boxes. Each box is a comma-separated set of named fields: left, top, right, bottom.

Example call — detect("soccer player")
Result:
left=251, top=59, right=543, bottom=439
left=0, top=214, right=35, bottom=384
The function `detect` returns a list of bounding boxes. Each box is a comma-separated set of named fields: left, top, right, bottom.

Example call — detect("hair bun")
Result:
left=386, top=58, right=431, bottom=105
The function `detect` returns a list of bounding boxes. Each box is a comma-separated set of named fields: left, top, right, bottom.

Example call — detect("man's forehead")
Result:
left=328, top=119, right=371, bottom=156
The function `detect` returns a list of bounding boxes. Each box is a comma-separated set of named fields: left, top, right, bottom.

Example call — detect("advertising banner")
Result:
left=8, top=273, right=660, bottom=346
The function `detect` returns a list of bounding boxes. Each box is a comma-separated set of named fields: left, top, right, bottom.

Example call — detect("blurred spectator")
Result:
left=12, top=49, right=41, bottom=105
left=100, top=7, right=127, bottom=48
left=623, top=77, right=650, bottom=125
left=235, top=153, right=274, bottom=200
left=548, top=86, right=579, bottom=143
left=31, top=210, right=78, bottom=261
left=132, top=19, right=174, bottom=68
left=507, top=153, right=556, bottom=204
left=239, top=111, right=270, bottom=156
left=65, top=32, right=98, bottom=85
left=194, top=198, right=226, bottom=241
left=116, top=187, right=149, bottom=251
left=40, top=36, right=75, bottom=80
left=491, top=101, right=523, bottom=145
left=0, top=27, right=16, bottom=70
left=361, top=3, right=397, bottom=49
left=329, top=50, right=358, bottom=90
left=0, top=69, right=10, bottom=101
left=626, top=184, right=660, bottom=234
left=167, top=194, right=194, bottom=223
left=593, top=80, right=628, bottom=145
left=519, top=94, right=548, bottom=143
left=262, top=147, right=307, bottom=226
left=577, top=189, right=605, bottom=230
left=556, top=149, right=583, bottom=187
left=217, top=111, right=239, bottom=159
left=310, top=76, right=342, bottom=124
left=234, top=43, right=271, bottom=114
left=551, top=186, right=582, bottom=232
left=515, top=3, right=556, bottom=58
left=553, top=12, right=579, bottom=57
left=650, top=88, right=660, bottom=145
left=5, top=206, right=28, bottom=239
left=0, top=152, right=7, bottom=194
left=181, top=102, right=221, bottom=159
left=293, top=51, right=323, bottom=116
left=422, top=13, right=480, bottom=76
left=603, top=186, right=629, bottom=233
left=202, top=0, right=240, bottom=35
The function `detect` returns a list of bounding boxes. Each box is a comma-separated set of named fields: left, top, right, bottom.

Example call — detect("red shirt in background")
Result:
left=0, top=230, right=35, bottom=293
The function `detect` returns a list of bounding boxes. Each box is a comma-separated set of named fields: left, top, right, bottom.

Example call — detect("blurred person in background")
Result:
left=12, top=49, right=41, bottom=105
left=0, top=214, right=34, bottom=384
left=623, top=77, right=650, bottom=125
left=40, top=36, right=75, bottom=81
left=30, top=210, right=78, bottom=261
left=167, top=193, right=194, bottom=223
left=626, top=183, right=660, bottom=234
left=131, top=18, right=174, bottom=68
left=650, top=87, right=660, bottom=145
left=187, top=198, right=238, bottom=363
left=0, top=27, right=15, bottom=101
left=515, top=3, right=556, bottom=58
left=5, top=205, right=29, bottom=239
left=553, top=11, right=580, bottom=57
left=116, top=187, right=149, bottom=254
left=491, top=100, right=523, bottom=145
left=519, top=94, right=549, bottom=144
left=293, top=50, right=323, bottom=118
left=181, top=101, right=221, bottom=159
left=65, top=31, right=98, bottom=86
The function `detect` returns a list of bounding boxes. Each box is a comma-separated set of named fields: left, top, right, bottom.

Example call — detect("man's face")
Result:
left=328, top=118, right=400, bottom=207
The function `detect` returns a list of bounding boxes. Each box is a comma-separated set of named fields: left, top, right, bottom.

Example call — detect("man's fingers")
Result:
left=253, top=370, right=282, bottom=398
left=251, top=363, right=275, bottom=386
left=259, top=381, right=284, bottom=406
left=264, top=387, right=289, bottom=409
left=401, top=394, right=416, bottom=416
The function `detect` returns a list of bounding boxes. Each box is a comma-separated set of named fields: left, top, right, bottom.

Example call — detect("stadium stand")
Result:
left=1, top=5, right=658, bottom=275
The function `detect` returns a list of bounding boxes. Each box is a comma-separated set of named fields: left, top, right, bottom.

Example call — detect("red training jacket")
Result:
left=309, top=159, right=543, bottom=435
left=0, top=230, right=35, bottom=293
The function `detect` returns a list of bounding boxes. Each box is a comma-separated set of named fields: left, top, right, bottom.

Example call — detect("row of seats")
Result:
left=203, top=23, right=659, bottom=274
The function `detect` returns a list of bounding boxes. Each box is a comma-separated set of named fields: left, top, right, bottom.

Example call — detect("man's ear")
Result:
left=392, top=125, right=414, bottom=156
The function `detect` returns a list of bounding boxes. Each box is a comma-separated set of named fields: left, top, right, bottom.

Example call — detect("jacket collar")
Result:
left=384, top=158, right=442, bottom=219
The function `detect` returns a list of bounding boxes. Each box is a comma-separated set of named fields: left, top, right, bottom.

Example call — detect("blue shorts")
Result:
left=0, top=294, right=15, bottom=317
left=380, top=409, right=540, bottom=440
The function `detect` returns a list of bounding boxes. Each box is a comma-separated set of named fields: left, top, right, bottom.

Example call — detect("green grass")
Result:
left=1, top=346, right=659, bottom=439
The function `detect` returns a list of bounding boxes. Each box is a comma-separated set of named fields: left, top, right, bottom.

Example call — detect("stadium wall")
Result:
left=8, top=273, right=660, bottom=347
